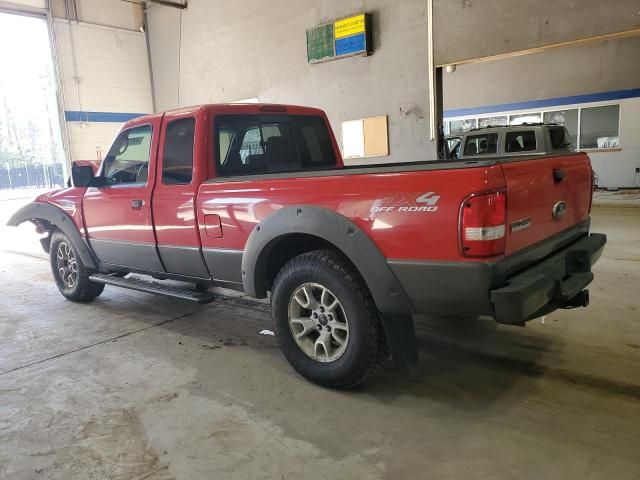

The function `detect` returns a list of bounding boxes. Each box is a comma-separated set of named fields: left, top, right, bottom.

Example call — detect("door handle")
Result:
left=131, top=199, right=144, bottom=209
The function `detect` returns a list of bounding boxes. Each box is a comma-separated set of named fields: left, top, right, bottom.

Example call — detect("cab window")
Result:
left=549, top=127, right=572, bottom=150
left=102, top=125, right=153, bottom=185
left=505, top=130, right=537, bottom=153
left=162, top=117, right=195, bottom=185
left=463, top=133, right=498, bottom=156
left=215, top=115, right=336, bottom=176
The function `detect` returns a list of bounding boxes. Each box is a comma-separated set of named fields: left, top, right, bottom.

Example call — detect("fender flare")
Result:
left=7, top=202, right=98, bottom=269
left=241, top=206, right=414, bottom=315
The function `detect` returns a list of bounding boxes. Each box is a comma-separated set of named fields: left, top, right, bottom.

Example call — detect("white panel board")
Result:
left=341, top=119, right=365, bottom=158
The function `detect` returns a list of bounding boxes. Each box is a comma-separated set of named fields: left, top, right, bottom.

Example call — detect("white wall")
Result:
left=54, top=19, right=153, bottom=161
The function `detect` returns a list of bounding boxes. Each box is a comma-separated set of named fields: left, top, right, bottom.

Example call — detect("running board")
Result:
left=89, top=273, right=215, bottom=304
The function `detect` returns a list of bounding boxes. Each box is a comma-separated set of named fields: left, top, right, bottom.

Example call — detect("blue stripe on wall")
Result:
left=444, top=88, right=640, bottom=118
left=64, top=111, right=146, bottom=123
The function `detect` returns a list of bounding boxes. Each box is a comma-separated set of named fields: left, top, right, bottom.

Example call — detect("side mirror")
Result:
left=71, top=164, right=95, bottom=187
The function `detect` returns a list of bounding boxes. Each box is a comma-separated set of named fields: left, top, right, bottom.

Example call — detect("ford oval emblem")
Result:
left=552, top=201, right=567, bottom=220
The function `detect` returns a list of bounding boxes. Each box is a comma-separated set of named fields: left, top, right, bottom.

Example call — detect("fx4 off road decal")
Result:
left=370, top=192, right=441, bottom=213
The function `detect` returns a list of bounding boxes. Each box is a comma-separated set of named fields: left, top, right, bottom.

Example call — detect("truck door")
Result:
left=151, top=109, right=210, bottom=278
left=83, top=117, right=164, bottom=272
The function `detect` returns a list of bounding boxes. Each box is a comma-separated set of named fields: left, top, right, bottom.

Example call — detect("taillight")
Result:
left=459, top=190, right=506, bottom=257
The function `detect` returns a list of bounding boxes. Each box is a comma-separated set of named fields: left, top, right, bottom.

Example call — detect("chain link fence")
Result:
left=0, top=164, right=65, bottom=190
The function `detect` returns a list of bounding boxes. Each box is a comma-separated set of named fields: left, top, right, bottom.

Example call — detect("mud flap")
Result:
left=382, top=314, right=418, bottom=371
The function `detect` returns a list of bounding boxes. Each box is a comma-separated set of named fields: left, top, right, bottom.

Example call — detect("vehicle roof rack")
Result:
left=463, top=122, right=559, bottom=133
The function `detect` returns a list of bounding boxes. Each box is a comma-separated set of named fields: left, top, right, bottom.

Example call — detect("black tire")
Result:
left=271, top=250, right=387, bottom=389
left=49, top=230, right=104, bottom=302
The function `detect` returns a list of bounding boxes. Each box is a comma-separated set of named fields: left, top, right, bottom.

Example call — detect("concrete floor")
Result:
left=1, top=193, right=639, bottom=480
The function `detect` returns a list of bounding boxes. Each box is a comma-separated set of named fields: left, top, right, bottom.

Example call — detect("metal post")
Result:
left=24, top=162, right=31, bottom=188
left=6, top=165, right=12, bottom=189
left=427, top=0, right=436, bottom=141
left=45, top=0, right=74, bottom=177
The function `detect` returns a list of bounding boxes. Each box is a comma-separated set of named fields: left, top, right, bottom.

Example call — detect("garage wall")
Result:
left=434, top=0, right=640, bottom=66
left=443, top=36, right=640, bottom=110
left=148, top=0, right=435, bottom=165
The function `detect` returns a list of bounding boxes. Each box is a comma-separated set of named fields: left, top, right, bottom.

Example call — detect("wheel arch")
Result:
left=241, top=206, right=413, bottom=315
left=7, top=201, right=98, bottom=269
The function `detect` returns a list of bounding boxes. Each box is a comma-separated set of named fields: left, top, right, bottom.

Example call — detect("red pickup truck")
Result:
left=9, top=103, right=606, bottom=388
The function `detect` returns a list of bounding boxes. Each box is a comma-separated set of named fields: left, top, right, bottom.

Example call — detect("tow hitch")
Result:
left=560, top=289, right=590, bottom=309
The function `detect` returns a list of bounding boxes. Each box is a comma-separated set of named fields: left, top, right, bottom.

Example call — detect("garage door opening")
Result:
left=0, top=11, right=66, bottom=192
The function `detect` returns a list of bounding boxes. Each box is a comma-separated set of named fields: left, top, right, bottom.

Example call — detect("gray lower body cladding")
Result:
left=389, top=260, right=499, bottom=317
left=388, top=221, right=606, bottom=325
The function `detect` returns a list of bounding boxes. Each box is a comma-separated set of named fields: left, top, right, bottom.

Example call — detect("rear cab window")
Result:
left=215, top=115, right=337, bottom=176
left=463, top=133, right=498, bottom=156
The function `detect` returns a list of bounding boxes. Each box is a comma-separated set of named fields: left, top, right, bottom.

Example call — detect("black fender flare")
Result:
left=241, top=206, right=414, bottom=315
left=7, top=202, right=98, bottom=269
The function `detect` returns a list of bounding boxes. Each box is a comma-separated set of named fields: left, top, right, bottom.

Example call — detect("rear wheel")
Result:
left=50, top=230, right=104, bottom=302
left=271, top=250, right=386, bottom=389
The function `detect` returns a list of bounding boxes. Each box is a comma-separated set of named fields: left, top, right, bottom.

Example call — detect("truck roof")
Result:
left=123, top=103, right=327, bottom=129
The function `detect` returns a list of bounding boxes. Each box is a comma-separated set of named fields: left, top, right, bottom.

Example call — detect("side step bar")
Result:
left=89, top=273, right=215, bottom=304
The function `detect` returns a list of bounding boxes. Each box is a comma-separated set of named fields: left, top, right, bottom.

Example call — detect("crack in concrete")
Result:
left=0, top=309, right=206, bottom=377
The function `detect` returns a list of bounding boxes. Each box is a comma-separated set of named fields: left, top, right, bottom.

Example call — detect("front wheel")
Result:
left=271, top=250, right=386, bottom=389
left=49, top=230, right=104, bottom=302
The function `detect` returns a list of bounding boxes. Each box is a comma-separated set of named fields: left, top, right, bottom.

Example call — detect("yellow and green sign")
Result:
left=334, top=14, right=366, bottom=39
left=306, top=13, right=372, bottom=64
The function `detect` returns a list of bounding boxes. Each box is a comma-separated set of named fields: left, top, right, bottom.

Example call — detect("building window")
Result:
left=450, top=119, right=477, bottom=134
left=509, top=112, right=542, bottom=125
left=478, top=116, right=508, bottom=128
left=579, top=105, right=620, bottom=149
left=544, top=109, right=578, bottom=149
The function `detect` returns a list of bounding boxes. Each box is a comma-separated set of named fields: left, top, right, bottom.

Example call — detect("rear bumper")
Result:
left=388, top=227, right=606, bottom=325
left=490, top=233, right=606, bottom=324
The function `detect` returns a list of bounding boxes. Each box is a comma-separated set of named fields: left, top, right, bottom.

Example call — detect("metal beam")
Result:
left=120, top=0, right=187, bottom=9
left=149, top=0, right=186, bottom=9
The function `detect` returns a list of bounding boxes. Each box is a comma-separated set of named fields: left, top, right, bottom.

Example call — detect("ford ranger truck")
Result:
left=8, top=104, right=606, bottom=389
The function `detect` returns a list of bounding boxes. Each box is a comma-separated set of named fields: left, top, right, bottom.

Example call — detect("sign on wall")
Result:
left=306, top=13, right=373, bottom=64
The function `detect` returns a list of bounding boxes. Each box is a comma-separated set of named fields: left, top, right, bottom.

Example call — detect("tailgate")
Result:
left=500, top=152, right=592, bottom=255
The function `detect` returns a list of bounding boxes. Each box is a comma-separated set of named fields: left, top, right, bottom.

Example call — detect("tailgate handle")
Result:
left=553, top=169, right=566, bottom=183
